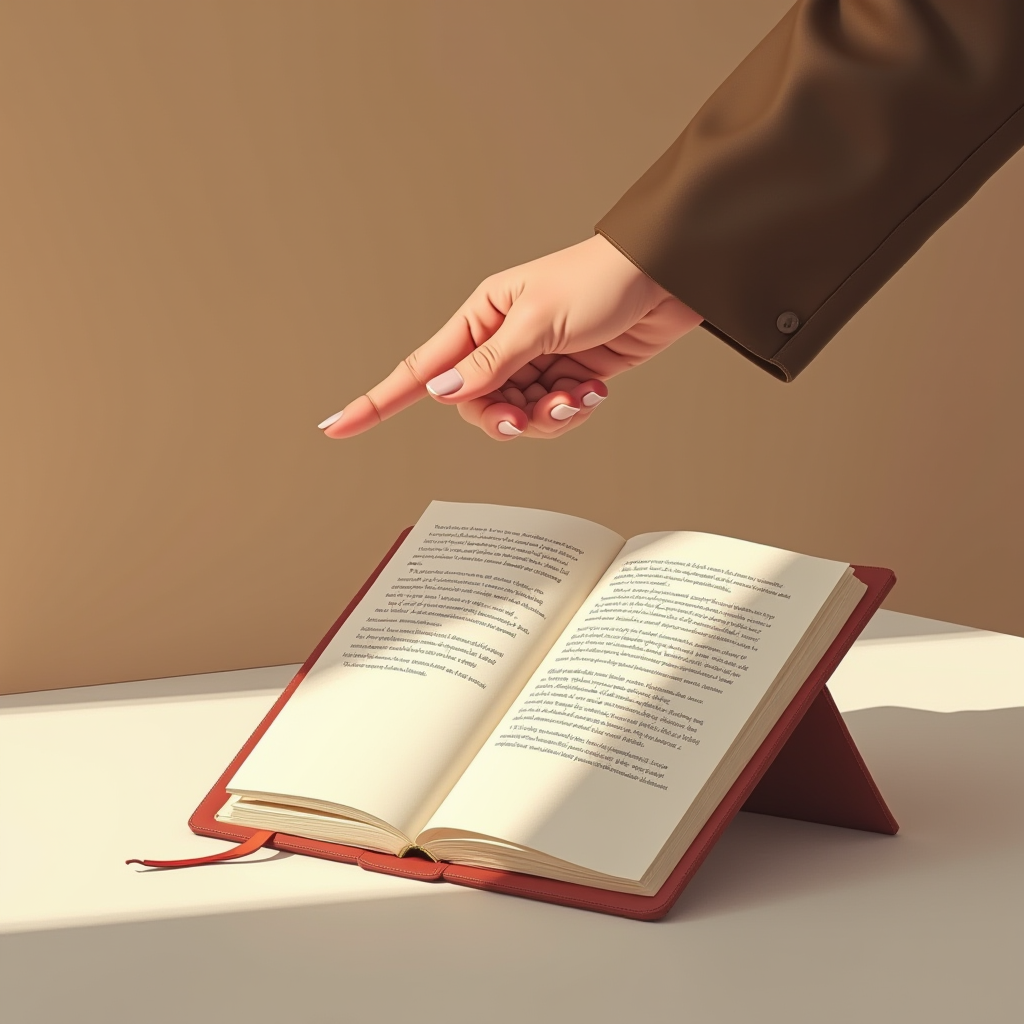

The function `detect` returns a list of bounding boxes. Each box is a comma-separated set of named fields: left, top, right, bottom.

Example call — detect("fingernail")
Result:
left=318, top=410, right=344, bottom=429
left=550, top=404, right=579, bottom=421
left=497, top=421, right=523, bottom=436
left=426, top=368, right=465, bottom=397
left=582, top=392, right=606, bottom=407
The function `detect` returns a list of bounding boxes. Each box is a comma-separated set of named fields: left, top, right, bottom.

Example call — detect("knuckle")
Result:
left=548, top=311, right=571, bottom=353
left=402, top=351, right=428, bottom=385
left=471, top=275, right=504, bottom=309
left=462, top=309, right=490, bottom=347
left=470, top=343, right=502, bottom=377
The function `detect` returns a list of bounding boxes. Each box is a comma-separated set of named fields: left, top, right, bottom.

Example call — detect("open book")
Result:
left=214, top=501, right=872, bottom=898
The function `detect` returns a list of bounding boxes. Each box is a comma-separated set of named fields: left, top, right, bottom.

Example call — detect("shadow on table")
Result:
left=673, top=704, right=1024, bottom=921
left=855, top=610, right=981, bottom=641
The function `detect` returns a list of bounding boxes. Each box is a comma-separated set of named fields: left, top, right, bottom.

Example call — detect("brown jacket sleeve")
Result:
left=596, top=0, right=1024, bottom=380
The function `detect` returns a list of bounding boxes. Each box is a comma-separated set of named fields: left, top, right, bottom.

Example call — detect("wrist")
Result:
left=591, top=230, right=695, bottom=312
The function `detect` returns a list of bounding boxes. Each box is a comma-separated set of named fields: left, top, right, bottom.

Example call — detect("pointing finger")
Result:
left=320, top=290, right=506, bottom=438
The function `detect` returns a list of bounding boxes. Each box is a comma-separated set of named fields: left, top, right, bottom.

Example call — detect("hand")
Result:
left=318, top=234, right=703, bottom=441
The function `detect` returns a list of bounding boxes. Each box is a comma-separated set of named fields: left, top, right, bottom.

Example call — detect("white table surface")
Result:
left=2, top=609, right=1022, bottom=1023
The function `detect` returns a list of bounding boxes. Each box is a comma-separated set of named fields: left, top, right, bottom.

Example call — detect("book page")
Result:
left=420, top=532, right=850, bottom=880
left=227, top=502, right=624, bottom=838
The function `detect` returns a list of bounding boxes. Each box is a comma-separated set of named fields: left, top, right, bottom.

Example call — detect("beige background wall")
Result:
left=2, top=1, right=1021, bottom=694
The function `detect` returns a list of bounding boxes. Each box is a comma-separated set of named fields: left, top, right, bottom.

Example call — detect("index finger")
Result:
left=322, top=305, right=494, bottom=439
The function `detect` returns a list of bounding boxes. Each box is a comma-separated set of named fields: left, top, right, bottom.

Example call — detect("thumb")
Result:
left=426, top=304, right=544, bottom=404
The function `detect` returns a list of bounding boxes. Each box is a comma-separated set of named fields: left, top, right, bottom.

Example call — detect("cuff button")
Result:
left=776, top=311, right=800, bottom=334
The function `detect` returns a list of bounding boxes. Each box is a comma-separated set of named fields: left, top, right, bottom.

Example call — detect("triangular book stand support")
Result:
left=741, top=683, right=897, bottom=834
left=135, top=529, right=898, bottom=921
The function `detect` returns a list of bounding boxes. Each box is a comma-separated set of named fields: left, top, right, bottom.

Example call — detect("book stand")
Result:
left=133, top=530, right=898, bottom=920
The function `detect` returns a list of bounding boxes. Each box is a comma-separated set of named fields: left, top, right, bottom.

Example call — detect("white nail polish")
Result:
left=318, top=411, right=344, bottom=429
left=550, top=404, right=579, bottom=421
left=582, top=392, right=606, bottom=407
left=497, top=421, right=523, bottom=436
left=426, top=368, right=465, bottom=396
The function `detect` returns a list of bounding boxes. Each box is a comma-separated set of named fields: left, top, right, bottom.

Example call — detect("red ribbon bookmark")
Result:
left=126, top=830, right=275, bottom=869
